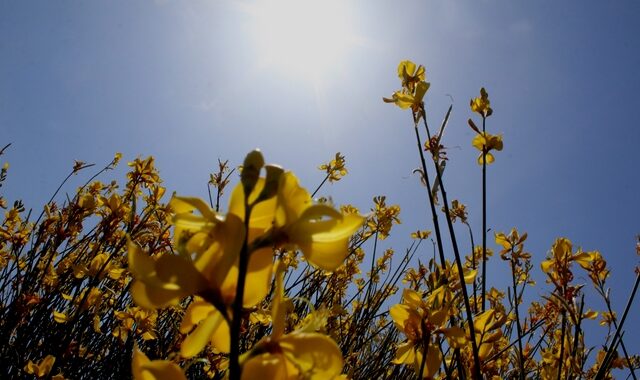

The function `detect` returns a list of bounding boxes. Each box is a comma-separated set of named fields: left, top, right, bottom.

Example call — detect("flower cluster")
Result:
left=383, top=60, right=430, bottom=114
left=128, top=150, right=365, bottom=379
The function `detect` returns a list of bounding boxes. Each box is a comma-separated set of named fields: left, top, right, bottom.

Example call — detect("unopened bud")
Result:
left=241, top=149, right=264, bottom=196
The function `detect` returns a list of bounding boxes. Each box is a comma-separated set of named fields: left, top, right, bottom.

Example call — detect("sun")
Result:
left=244, top=0, right=355, bottom=84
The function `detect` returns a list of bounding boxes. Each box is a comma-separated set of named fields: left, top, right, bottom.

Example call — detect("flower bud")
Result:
left=241, top=149, right=264, bottom=196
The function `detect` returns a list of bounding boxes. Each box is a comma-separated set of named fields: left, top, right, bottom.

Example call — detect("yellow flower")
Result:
left=470, top=87, right=493, bottom=117
left=129, top=196, right=273, bottom=311
left=397, top=60, right=426, bottom=92
left=179, top=297, right=231, bottom=357
left=390, top=288, right=466, bottom=378
left=240, top=262, right=344, bottom=380
left=229, top=171, right=365, bottom=272
left=24, top=355, right=56, bottom=378
left=132, top=346, right=186, bottom=380
left=471, top=132, right=503, bottom=165
left=494, top=228, right=530, bottom=262
left=470, top=309, right=505, bottom=361
left=383, top=81, right=430, bottom=111
left=540, top=237, right=594, bottom=288
left=318, top=152, right=348, bottom=183
left=384, top=60, right=430, bottom=112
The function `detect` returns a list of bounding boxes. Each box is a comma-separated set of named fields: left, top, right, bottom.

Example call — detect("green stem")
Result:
left=422, top=108, right=482, bottom=379
left=510, top=259, right=525, bottom=379
left=412, top=111, right=446, bottom=267
left=595, top=270, right=640, bottom=380
left=557, top=310, right=567, bottom=380
left=311, top=173, right=330, bottom=198
left=229, top=200, right=252, bottom=380
left=481, top=115, right=487, bottom=312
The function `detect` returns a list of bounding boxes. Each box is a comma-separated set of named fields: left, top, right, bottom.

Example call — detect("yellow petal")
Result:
left=397, top=60, right=417, bottom=80
left=181, top=312, right=230, bottom=357
left=229, top=178, right=278, bottom=234
left=53, top=311, right=69, bottom=323
left=416, top=346, right=442, bottom=379
left=271, top=261, right=287, bottom=339
left=133, top=347, right=186, bottom=380
left=155, top=254, right=208, bottom=294
left=242, top=247, right=274, bottom=307
left=38, top=355, right=56, bottom=377
left=392, top=341, right=416, bottom=365
left=573, top=252, right=593, bottom=268
left=279, top=332, right=344, bottom=380
left=474, top=309, right=496, bottom=335
left=276, top=172, right=312, bottom=225
left=128, top=239, right=156, bottom=280
left=494, top=232, right=511, bottom=250
left=463, top=268, right=478, bottom=284
left=540, top=259, right=554, bottom=274
left=441, top=327, right=467, bottom=348
left=293, top=213, right=364, bottom=271
left=389, top=304, right=411, bottom=330
left=180, top=298, right=216, bottom=334
left=471, top=134, right=486, bottom=151
left=413, top=81, right=430, bottom=103
left=170, top=196, right=220, bottom=223
left=392, top=92, right=415, bottom=109
left=130, top=280, right=185, bottom=309
left=241, top=353, right=289, bottom=380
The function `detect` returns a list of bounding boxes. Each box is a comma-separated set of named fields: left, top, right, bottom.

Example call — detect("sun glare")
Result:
left=245, top=0, right=355, bottom=83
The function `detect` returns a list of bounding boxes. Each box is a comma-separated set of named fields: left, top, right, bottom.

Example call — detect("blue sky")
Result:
left=2, top=0, right=639, bottom=360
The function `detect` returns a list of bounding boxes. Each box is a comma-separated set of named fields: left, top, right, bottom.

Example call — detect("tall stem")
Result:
left=595, top=270, right=640, bottom=379
left=481, top=116, right=487, bottom=312
left=229, top=200, right=252, bottom=380
left=422, top=107, right=483, bottom=379
left=412, top=113, right=446, bottom=267
left=510, top=259, right=525, bottom=379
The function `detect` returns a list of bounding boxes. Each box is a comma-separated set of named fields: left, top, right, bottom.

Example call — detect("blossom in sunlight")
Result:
left=411, top=229, right=431, bottom=240
left=384, top=60, right=430, bottom=112
left=318, top=152, right=348, bottom=183
left=130, top=150, right=364, bottom=359
left=229, top=167, right=365, bottom=272
left=469, top=308, right=506, bottom=362
left=383, top=81, right=430, bottom=112
left=495, top=228, right=531, bottom=263
left=397, top=60, right=426, bottom=92
left=471, top=132, right=503, bottom=165
left=128, top=194, right=273, bottom=311
left=240, top=262, right=344, bottom=380
left=132, top=346, right=186, bottom=380
left=365, top=196, right=401, bottom=240
left=470, top=87, right=493, bottom=117
left=540, top=237, right=593, bottom=290
left=443, top=199, right=467, bottom=224
left=390, top=287, right=466, bottom=378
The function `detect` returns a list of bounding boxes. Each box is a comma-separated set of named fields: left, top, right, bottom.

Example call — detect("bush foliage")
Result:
left=1, top=61, right=638, bottom=379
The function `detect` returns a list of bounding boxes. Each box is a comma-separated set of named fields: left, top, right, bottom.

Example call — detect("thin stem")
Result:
left=595, top=270, right=640, bottom=380
left=557, top=310, right=567, bottom=380
left=229, top=200, right=252, bottom=380
left=510, top=259, right=525, bottom=379
left=595, top=279, right=637, bottom=380
left=465, top=222, right=478, bottom=313
left=412, top=111, right=446, bottom=267
left=422, top=106, right=482, bottom=379
left=481, top=115, right=487, bottom=312
left=311, top=173, right=330, bottom=198
left=418, top=325, right=431, bottom=380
